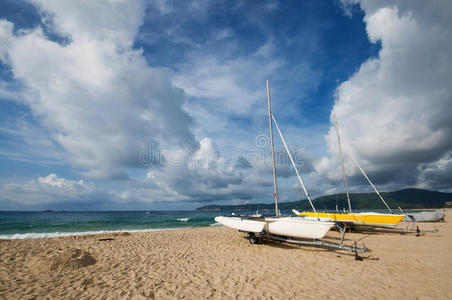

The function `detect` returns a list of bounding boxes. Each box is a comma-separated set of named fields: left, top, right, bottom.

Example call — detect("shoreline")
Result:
left=1, top=224, right=223, bottom=240
left=0, top=227, right=189, bottom=240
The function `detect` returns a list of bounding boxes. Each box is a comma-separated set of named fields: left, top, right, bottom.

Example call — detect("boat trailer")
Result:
left=339, top=223, right=439, bottom=236
left=243, top=224, right=369, bottom=259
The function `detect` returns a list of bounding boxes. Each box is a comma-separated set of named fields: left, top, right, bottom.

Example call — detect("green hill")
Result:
left=195, top=188, right=452, bottom=211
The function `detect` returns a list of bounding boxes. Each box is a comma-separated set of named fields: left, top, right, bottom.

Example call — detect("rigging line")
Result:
left=270, top=113, right=319, bottom=220
left=347, top=152, right=393, bottom=213
left=334, top=114, right=352, bottom=213
left=386, top=194, right=405, bottom=214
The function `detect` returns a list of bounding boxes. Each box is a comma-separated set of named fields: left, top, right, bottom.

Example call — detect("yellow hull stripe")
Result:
left=297, top=212, right=405, bottom=226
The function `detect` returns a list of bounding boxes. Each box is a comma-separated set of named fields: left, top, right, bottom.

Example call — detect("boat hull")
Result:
left=214, top=216, right=266, bottom=233
left=294, top=211, right=405, bottom=227
left=403, top=211, right=445, bottom=222
left=266, top=217, right=334, bottom=239
left=215, top=216, right=334, bottom=239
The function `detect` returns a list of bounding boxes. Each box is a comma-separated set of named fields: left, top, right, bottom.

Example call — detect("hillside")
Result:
left=196, top=188, right=452, bottom=211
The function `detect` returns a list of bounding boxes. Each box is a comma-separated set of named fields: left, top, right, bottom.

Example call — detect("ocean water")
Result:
left=1, top=209, right=421, bottom=239
left=0, top=211, right=225, bottom=239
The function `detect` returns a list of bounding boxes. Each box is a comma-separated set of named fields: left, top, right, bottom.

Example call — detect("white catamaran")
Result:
left=215, top=80, right=335, bottom=242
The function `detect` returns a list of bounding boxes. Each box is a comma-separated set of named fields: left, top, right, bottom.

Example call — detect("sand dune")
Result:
left=1, top=211, right=451, bottom=299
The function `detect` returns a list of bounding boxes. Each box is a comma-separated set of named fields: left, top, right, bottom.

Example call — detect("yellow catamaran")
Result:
left=293, top=210, right=406, bottom=227
left=294, top=115, right=406, bottom=227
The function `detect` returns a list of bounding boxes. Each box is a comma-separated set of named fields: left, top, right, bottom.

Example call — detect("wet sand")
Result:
left=0, top=211, right=451, bottom=299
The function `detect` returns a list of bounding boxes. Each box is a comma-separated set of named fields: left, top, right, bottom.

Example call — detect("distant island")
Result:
left=196, top=188, right=452, bottom=212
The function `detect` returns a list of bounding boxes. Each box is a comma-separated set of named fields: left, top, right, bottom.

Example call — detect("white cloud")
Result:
left=143, top=137, right=256, bottom=203
left=1, top=0, right=302, bottom=207
left=174, top=54, right=282, bottom=115
left=2, top=174, right=98, bottom=205
left=0, top=0, right=197, bottom=179
left=173, top=43, right=321, bottom=166
left=319, top=0, right=452, bottom=191
left=30, top=0, right=146, bottom=49
left=0, top=119, right=65, bottom=165
left=132, top=136, right=317, bottom=204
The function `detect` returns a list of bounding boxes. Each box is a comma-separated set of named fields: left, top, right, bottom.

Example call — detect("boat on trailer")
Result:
left=403, top=211, right=445, bottom=222
left=292, top=210, right=406, bottom=227
left=215, top=216, right=333, bottom=240
left=215, top=81, right=367, bottom=254
left=294, top=115, right=406, bottom=228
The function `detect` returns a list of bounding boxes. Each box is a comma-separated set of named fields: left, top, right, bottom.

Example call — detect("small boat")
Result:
left=292, top=210, right=406, bottom=227
left=265, top=216, right=333, bottom=239
left=215, top=216, right=333, bottom=239
left=294, top=115, right=406, bottom=228
left=214, top=216, right=266, bottom=233
left=216, top=80, right=334, bottom=241
left=403, top=211, right=445, bottom=222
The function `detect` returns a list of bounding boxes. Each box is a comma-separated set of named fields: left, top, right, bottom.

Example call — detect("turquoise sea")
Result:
left=1, top=210, right=298, bottom=239
left=0, top=209, right=422, bottom=239
left=0, top=211, right=226, bottom=239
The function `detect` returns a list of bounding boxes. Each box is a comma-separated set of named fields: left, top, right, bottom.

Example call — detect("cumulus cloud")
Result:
left=318, top=0, right=452, bottom=192
left=1, top=173, right=187, bottom=209
left=1, top=174, right=99, bottom=205
left=0, top=0, right=312, bottom=208
left=131, top=135, right=316, bottom=204
left=417, top=151, right=452, bottom=190
left=0, top=0, right=197, bottom=179
left=143, top=138, right=256, bottom=203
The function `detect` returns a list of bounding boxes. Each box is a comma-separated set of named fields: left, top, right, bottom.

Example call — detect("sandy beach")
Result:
left=1, top=211, right=451, bottom=299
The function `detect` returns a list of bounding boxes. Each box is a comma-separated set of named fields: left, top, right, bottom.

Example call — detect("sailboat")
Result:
left=215, top=80, right=334, bottom=241
left=293, top=115, right=406, bottom=227
left=292, top=210, right=406, bottom=227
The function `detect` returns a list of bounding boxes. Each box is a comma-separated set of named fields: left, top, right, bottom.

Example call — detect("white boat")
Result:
left=215, top=80, right=334, bottom=241
left=403, top=211, right=445, bottom=222
left=214, top=216, right=265, bottom=233
left=265, top=217, right=333, bottom=239
left=215, top=216, right=333, bottom=239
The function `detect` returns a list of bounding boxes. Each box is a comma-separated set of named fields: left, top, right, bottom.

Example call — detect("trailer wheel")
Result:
left=335, top=223, right=345, bottom=232
left=249, top=233, right=259, bottom=244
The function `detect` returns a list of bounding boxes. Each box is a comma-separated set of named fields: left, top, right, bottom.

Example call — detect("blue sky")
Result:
left=0, top=0, right=451, bottom=210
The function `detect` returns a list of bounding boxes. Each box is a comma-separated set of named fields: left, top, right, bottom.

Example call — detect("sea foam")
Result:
left=0, top=227, right=184, bottom=240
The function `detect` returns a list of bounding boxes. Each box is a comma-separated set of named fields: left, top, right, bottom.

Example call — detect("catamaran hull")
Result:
left=266, top=217, right=334, bottom=239
left=215, top=216, right=334, bottom=239
left=403, top=211, right=445, bottom=222
left=293, top=210, right=405, bottom=227
left=214, top=216, right=266, bottom=233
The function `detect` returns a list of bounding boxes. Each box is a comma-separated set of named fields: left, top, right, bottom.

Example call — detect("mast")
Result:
left=334, top=114, right=352, bottom=213
left=271, top=114, right=319, bottom=219
left=267, top=80, right=279, bottom=217
left=348, top=153, right=393, bottom=213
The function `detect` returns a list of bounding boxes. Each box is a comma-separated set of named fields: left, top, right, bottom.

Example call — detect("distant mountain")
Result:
left=195, top=188, right=452, bottom=212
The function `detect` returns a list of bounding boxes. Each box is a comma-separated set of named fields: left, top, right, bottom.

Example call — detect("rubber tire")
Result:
left=249, top=233, right=259, bottom=244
